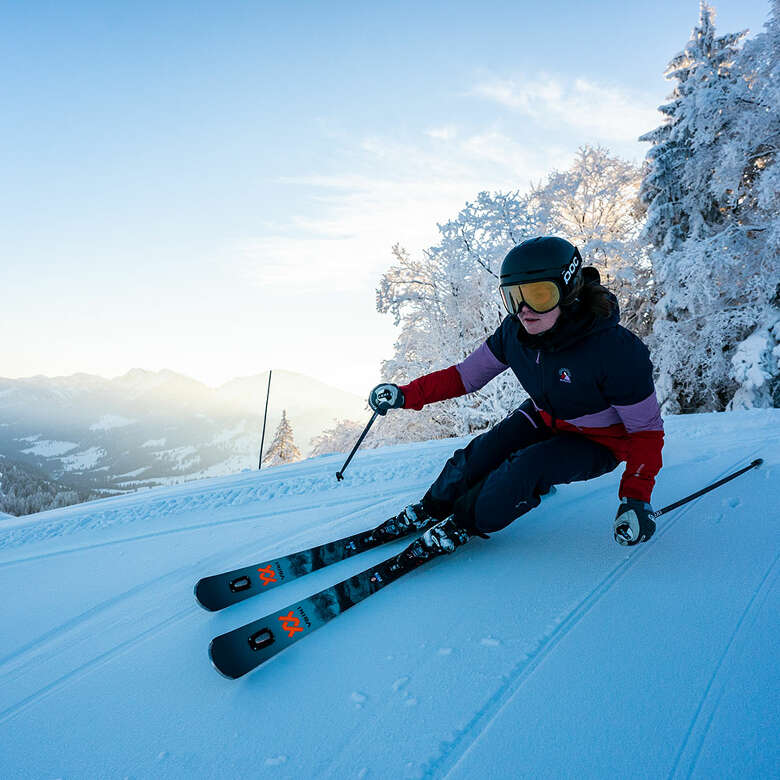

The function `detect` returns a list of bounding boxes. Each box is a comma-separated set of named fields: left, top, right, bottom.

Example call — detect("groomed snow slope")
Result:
left=1, top=410, right=778, bottom=779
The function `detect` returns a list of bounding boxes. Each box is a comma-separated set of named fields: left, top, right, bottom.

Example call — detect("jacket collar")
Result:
left=514, top=293, right=620, bottom=352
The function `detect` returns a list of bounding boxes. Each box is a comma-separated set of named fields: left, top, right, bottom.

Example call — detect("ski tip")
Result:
left=751, top=458, right=764, bottom=468
left=194, top=581, right=218, bottom=612
left=208, top=639, right=240, bottom=680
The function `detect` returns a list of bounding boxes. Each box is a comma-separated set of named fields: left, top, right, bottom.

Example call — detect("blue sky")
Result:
left=2, top=0, right=772, bottom=394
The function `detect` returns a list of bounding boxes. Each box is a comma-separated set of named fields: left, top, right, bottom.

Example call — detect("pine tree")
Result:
left=639, top=2, right=746, bottom=253
left=638, top=2, right=769, bottom=412
left=0, top=455, right=94, bottom=516
left=262, top=410, right=302, bottom=467
left=723, top=0, right=780, bottom=408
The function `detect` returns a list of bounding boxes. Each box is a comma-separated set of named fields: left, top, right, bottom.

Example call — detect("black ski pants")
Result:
left=422, top=399, right=619, bottom=534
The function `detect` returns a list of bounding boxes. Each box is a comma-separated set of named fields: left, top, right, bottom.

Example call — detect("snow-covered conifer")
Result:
left=640, top=3, right=746, bottom=253
left=724, top=0, right=780, bottom=408
left=262, top=410, right=302, bottom=467
left=639, top=2, right=779, bottom=412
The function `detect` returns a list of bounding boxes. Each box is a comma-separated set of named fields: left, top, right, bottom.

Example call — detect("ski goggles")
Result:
left=499, top=280, right=562, bottom=315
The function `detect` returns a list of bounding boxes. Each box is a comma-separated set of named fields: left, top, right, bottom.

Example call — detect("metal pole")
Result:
left=336, top=410, right=380, bottom=482
left=651, top=458, right=763, bottom=519
left=258, top=370, right=272, bottom=469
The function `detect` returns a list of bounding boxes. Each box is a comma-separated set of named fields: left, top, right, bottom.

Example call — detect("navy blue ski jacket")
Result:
left=401, top=302, right=664, bottom=502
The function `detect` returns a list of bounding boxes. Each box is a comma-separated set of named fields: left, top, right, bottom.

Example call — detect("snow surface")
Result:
left=59, top=446, right=107, bottom=471
left=20, top=439, right=79, bottom=457
left=89, top=414, right=135, bottom=431
left=1, top=410, right=778, bottom=778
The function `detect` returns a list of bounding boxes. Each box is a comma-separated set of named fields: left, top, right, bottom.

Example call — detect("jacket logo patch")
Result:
left=558, top=368, right=572, bottom=383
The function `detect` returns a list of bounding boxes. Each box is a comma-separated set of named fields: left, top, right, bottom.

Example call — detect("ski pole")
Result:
left=336, top=410, right=380, bottom=482
left=651, top=458, right=763, bottom=519
left=258, top=370, right=272, bottom=469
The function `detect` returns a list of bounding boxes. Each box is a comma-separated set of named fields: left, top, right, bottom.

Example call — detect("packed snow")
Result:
left=1, top=409, right=778, bottom=778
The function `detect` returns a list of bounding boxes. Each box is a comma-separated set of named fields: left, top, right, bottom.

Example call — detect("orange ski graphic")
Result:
left=257, top=565, right=278, bottom=586
left=279, top=610, right=304, bottom=637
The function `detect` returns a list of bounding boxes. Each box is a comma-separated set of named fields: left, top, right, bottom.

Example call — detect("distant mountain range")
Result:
left=0, top=369, right=367, bottom=496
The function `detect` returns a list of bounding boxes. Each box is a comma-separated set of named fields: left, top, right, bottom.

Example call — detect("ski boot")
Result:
left=397, top=518, right=471, bottom=569
left=372, top=503, right=433, bottom=542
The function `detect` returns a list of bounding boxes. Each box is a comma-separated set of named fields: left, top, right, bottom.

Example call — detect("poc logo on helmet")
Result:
left=562, top=254, right=581, bottom=285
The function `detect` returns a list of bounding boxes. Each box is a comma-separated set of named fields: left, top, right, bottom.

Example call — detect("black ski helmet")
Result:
left=500, top=236, right=583, bottom=296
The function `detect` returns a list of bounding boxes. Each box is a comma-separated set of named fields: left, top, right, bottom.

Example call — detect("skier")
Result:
left=369, top=236, right=664, bottom=554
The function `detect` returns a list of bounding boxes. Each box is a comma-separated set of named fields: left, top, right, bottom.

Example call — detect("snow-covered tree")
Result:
left=640, top=2, right=779, bottom=412
left=536, top=146, right=652, bottom=337
left=0, top=455, right=94, bottom=516
left=311, top=417, right=389, bottom=456
left=724, top=0, right=780, bottom=408
left=375, top=192, right=538, bottom=442
left=262, top=410, right=301, bottom=467
left=640, top=3, right=746, bottom=253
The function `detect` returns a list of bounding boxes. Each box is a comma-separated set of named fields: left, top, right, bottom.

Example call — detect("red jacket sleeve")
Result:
left=619, top=429, right=664, bottom=503
left=601, top=331, right=664, bottom=504
left=399, top=366, right=467, bottom=410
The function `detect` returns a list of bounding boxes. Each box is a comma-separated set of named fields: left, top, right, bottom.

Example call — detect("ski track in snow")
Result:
left=304, top=446, right=772, bottom=779
left=431, top=562, right=642, bottom=774
left=0, top=450, right=445, bottom=553
left=0, top=604, right=193, bottom=726
left=0, top=491, right=409, bottom=725
left=424, top=447, right=769, bottom=779
left=668, top=550, right=780, bottom=779
left=1, top=412, right=777, bottom=777
left=0, top=487, right=408, bottom=569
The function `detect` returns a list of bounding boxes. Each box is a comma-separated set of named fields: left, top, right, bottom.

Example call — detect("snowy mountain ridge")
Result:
left=0, top=368, right=367, bottom=500
left=1, top=408, right=777, bottom=778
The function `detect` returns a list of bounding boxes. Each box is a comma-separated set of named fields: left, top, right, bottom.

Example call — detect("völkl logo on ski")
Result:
left=279, top=611, right=304, bottom=637
left=257, top=565, right=278, bottom=586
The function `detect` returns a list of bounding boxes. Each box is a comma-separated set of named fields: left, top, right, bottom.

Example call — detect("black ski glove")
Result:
left=368, top=383, right=405, bottom=415
left=614, top=497, right=656, bottom=546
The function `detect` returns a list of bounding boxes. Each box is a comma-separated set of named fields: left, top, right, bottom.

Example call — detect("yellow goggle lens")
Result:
left=500, top=281, right=561, bottom=314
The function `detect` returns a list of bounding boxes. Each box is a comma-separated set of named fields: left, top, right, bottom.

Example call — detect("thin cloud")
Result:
left=471, top=74, right=662, bottom=142
left=426, top=125, right=458, bottom=141
left=241, top=130, right=564, bottom=293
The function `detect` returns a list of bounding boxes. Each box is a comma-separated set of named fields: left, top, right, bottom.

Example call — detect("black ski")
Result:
left=195, top=519, right=427, bottom=612
left=209, top=521, right=471, bottom=679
